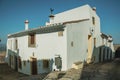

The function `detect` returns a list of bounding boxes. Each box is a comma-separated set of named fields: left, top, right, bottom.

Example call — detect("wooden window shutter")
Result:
left=31, top=34, right=35, bottom=44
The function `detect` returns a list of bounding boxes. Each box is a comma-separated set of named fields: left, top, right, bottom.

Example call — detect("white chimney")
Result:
left=24, top=20, right=29, bottom=30
left=49, top=8, right=55, bottom=25
left=49, top=14, right=54, bottom=24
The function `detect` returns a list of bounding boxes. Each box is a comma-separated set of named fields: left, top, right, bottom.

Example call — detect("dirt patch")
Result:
left=81, top=60, right=120, bottom=80
left=108, top=60, right=120, bottom=80
left=44, top=60, right=120, bottom=80
left=0, top=60, right=120, bottom=80
left=0, top=63, right=27, bottom=80
left=0, top=63, right=47, bottom=80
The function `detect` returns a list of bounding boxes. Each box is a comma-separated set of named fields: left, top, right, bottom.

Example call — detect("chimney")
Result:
left=49, top=14, right=54, bottom=24
left=92, top=7, right=96, bottom=12
left=24, top=20, right=29, bottom=30
left=49, top=8, right=55, bottom=24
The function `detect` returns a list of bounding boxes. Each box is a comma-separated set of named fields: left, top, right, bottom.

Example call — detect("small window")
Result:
left=15, top=39, right=18, bottom=50
left=23, top=60, right=26, bottom=66
left=43, top=59, right=49, bottom=69
left=28, top=34, right=36, bottom=47
left=31, top=34, right=35, bottom=44
left=88, top=35, right=91, bottom=40
left=92, top=17, right=95, bottom=25
left=94, top=38, right=96, bottom=46
left=58, top=31, right=63, bottom=37
left=71, top=41, right=74, bottom=47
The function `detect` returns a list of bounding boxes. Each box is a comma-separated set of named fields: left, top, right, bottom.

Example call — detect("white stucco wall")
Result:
left=13, top=28, right=67, bottom=74
left=6, top=4, right=115, bottom=75
left=7, top=38, right=18, bottom=69
left=35, top=29, right=67, bottom=72
left=89, top=7, right=101, bottom=36
left=54, top=5, right=90, bottom=23
left=66, top=20, right=90, bottom=69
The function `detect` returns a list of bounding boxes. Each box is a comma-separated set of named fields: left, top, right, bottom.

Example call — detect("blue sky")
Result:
left=0, top=0, right=120, bottom=44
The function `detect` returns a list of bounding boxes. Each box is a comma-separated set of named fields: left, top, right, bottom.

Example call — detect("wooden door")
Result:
left=31, top=58, right=37, bottom=75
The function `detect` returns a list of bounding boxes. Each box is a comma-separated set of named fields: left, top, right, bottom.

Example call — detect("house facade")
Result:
left=6, top=4, right=114, bottom=75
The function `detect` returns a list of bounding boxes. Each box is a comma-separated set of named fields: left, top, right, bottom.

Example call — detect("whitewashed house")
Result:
left=6, top=4, right=114, bottom=75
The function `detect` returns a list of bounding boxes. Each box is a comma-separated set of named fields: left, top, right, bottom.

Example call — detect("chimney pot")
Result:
left=92, top=7, right=96, bottom=12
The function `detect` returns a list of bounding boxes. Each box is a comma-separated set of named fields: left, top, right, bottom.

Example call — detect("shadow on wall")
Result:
left=115, top=47, right=120, bottom=58
left=92, top=45, right=113, bottom=63
left=80, top=45, right=114, bottom=80
left=6, top=49, right=54, bottom=75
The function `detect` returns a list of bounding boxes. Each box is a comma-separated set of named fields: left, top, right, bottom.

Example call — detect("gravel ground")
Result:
left=0, top=63, right=27, bottom=80
left=44, top=59, right=120, bottom=80
left=81, top=59, right=120, bottom=80
left=0, top=63, right=48, bottom=80
left=0, top=59, right=120, bottom=80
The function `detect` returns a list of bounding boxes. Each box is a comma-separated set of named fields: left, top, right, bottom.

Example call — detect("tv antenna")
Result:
left=50, top=8, right=54, bottom=14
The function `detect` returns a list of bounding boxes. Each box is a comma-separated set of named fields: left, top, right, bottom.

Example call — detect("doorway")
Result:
left=31, top=57, right=37, bottom=75
left=103, top=48, right=105, bottom=61
left=99, top=47, right=102, bottom=62
left=110, top=51, right=112, bottom=60
left=106, top=48, right=109, bottom=60
left=9, top=55, right=11, bottom=66
left=14, top=56, right=18, bottom=71
left=87, top=35, right=92, bottom=63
